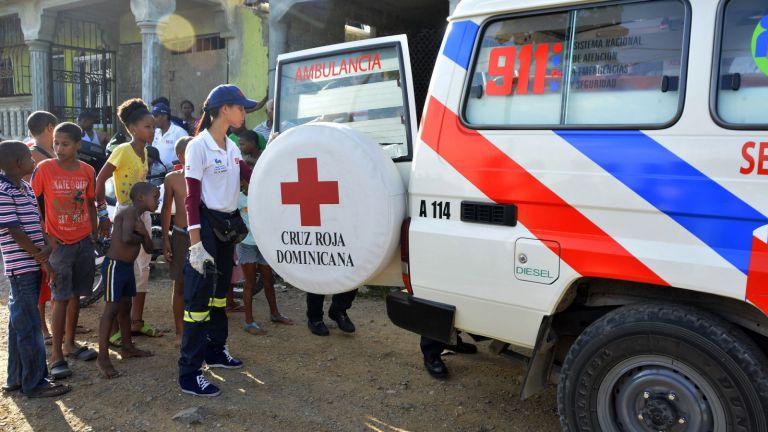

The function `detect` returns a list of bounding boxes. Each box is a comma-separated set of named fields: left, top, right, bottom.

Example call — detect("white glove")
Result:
left=189, top=242, right=214, bottom=275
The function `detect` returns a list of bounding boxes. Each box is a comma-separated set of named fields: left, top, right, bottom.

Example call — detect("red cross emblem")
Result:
left=280, top=158, right=339, bottom=226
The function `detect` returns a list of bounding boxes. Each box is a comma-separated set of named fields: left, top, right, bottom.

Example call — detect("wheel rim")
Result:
left=597, top=355, right=726, bottom=432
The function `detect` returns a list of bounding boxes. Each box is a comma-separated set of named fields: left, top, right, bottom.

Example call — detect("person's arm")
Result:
left=86, top=166, right=97, bottom=241
left=239, top=159, right=252, bottom=183
left=185, top=178, right=202, bottom=245
left=8, top=226, right=44, bottom=257
left=95, top=161, right=116, bottom=236
left=95, top=161, right=116, bottom=206
left=161, top=175, right=174, bottom=262
left=132, top=217, right=153, bottom=253
left=183, top=140, right=204, bottom=245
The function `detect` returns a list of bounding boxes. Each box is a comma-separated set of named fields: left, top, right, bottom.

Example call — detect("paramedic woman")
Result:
left=177, top=85, right=257, bottom=397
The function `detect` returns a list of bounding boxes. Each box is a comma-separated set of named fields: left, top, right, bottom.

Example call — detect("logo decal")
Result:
left=280, top=158, right=339, bottom=226
left=753, top=16, right=768, bottom=77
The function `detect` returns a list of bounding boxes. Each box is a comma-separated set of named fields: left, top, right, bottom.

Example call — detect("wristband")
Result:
left=97, top=208, right=109, bottom=218
left=99, top=215, right=110, bottom=223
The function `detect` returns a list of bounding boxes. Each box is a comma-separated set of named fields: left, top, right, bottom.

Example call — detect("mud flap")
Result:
left=520, top=316, right=557, bottom=400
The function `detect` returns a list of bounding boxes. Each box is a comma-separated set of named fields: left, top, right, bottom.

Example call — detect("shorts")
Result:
left=170, top=227, right=190, bottom=281
left=237, top=242, right=267, bottom=266
left=102, top=257, right=137, bottom=302
left=38, top=269, right=51, bottom=305
left=48, top=237, right=95, bottom=302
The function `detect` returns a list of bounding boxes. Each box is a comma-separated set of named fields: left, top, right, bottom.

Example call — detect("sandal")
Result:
left=109, top=331, right=122, bottom=347
left=270, top=313, right=294, bottom=325
left=50, top=360, right=72, bottom=380
left=67, top=346, right=98, bottom=361
left=243, top=321, right=267, bottom=335
left=26, top=381, right=71, bottom=398
left=133, top=321, right=163, bottom=337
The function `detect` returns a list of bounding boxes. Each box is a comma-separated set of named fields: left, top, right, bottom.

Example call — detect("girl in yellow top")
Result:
left=95, top=98, right=161, bottom=338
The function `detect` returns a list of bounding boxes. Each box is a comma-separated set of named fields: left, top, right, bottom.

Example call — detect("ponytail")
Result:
left=195, top=110, right=212, bottom=136
left=194, top=102, right=232, bottom=136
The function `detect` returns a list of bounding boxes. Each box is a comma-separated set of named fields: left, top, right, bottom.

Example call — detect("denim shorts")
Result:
left=236, top=243, right=267, bottom=265
left=47, top=237, right=95, bottom=301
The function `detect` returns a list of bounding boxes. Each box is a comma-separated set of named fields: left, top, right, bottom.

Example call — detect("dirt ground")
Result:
left=0, top=268, right=560, bottom=432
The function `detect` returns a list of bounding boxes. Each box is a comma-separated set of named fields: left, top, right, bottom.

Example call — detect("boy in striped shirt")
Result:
left=0, top=140, right=70, bottom=398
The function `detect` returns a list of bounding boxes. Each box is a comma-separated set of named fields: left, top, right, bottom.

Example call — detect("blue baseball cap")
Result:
left=152, top=103, right=171, bottom=117
left=204, top=84, right=257, bottom=111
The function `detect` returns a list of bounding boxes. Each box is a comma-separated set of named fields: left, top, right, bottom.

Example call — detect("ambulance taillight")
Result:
left=400, top=217, right=412, bottom=294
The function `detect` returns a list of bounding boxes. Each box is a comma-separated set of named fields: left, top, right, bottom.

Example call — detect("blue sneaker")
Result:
left=179, top=372, right=221, bottom=397
left=205, top=347, right=243, bottom=369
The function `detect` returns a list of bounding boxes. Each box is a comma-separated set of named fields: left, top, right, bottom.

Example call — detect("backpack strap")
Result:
left=31, top=145, right=54, bottom=159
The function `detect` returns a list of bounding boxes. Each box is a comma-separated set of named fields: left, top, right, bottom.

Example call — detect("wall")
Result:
left=116, top=4, right=269, bottom=127
left=229, top=6, right=269, bottom=128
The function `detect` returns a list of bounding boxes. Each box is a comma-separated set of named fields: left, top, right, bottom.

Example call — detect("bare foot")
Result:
left=97, top=358, right=120, bottom=379
left=120, top=345, right=153, bottom=358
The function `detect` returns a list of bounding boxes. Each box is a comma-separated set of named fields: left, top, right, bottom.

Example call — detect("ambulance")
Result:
left=249, top=0, right=768, bottom=429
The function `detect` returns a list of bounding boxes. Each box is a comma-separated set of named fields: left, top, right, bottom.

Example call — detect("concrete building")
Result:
left=0, top=0, right=269, bottom=140
left=0, top=0, right=459, bottom=140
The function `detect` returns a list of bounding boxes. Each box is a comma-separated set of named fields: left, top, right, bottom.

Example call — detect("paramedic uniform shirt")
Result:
left=152, top=123, right=188, bottom=168
left=185, top=129, right=242, bottom=215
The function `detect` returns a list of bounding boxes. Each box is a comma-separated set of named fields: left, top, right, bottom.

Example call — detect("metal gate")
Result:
left=50, top=17, right=116, bottom=133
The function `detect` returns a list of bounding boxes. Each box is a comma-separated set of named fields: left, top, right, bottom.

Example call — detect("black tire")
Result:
left=557, top=303, right=768, bottom=432
left=80, top=259, right=105, bottom=308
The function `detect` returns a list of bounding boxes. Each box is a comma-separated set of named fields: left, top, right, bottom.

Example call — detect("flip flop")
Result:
left=109, top=331, right=122, bottom=347
left=67, top=346, right=98, bottom=361
left=26, top=382, right=71, bottom=398
left=50, top=360, right=72, bottom=380
left=135, top=322, right=163, bottom=337
left=243, top=321, right=267, bottom=335
left=270, top=313, right=294, bottom=325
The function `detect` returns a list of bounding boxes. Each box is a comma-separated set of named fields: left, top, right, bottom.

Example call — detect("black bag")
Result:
left=201, top=204, right=248, bottom=244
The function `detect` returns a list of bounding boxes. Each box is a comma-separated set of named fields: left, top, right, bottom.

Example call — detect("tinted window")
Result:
left=716, top=0, right=768, bottom=126
left=465, top=0, right=687, bottom=127
left=277, top=45, right=410, bottom=159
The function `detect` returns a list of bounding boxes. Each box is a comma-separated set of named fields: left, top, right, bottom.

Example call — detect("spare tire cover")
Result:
left=248, top=122, right=406, bottom=295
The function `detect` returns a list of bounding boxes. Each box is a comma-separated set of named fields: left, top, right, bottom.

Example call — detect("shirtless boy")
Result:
left=97, top=182, right=159, bottom=378
left=162, top=137, right=192, bottom=346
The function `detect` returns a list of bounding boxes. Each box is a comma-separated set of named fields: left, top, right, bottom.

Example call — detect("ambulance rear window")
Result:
left=464, top=0, right=688, bottom=128
left=714, top=0, right=768, bottom=127
left=276, top=45, right=410, bottom=160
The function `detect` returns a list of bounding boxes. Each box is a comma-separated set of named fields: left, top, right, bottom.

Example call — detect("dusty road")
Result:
left=0, top=270, right=560, bottom=432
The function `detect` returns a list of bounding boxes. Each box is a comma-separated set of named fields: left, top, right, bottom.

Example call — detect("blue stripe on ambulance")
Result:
left=556, top=130, right=768, bottom=275
left=442, top=20, right=479, bottom=70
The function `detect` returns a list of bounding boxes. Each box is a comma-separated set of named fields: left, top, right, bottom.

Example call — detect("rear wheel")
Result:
left=557, top=303, right=768, bottom=432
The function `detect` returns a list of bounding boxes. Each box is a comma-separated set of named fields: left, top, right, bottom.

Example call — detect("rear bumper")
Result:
left=386, top=291, right=456, bottom=345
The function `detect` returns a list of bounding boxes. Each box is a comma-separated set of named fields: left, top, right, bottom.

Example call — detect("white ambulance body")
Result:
left=253, top=0, right=768, bottom=429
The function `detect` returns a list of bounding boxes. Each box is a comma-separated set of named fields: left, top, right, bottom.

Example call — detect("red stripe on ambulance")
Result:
left=421, top=97, right=668, bottom=287
left=747, top=234, right=768, bottom=314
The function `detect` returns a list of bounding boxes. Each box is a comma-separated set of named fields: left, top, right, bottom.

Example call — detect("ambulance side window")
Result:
left=277, top=45, right=411, bottom=160
left=715, top=0, right=768, bottom=127
left=465, top=13, right=569, bottom=125
left=464, top=0, right=688, bottom=127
